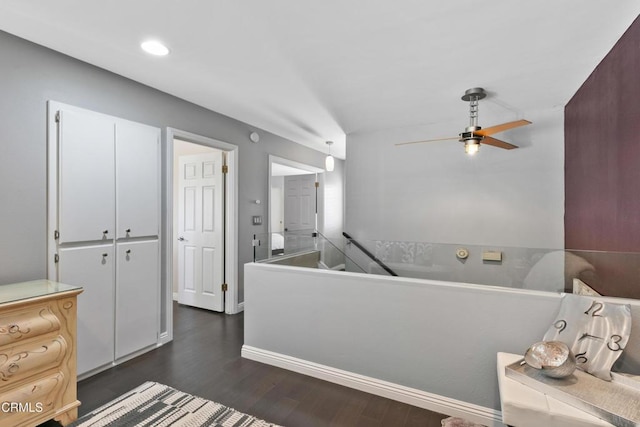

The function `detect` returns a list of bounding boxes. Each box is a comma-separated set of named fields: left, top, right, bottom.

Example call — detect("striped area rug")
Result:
left=69, top=381, right=281, bottom=427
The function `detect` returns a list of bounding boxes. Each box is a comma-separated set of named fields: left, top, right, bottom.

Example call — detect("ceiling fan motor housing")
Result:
left=460, top=126, right=483, bottom=143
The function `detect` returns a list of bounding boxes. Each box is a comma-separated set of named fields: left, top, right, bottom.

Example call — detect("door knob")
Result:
left=178, top=236, right=186, bottom=241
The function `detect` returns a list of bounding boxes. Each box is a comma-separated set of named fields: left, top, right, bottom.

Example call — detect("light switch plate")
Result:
left=482, top=250, right=502, bottom=262
left=252, top=216, right=262, bottom=225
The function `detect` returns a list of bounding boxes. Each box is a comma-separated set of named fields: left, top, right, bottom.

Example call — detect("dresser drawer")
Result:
left=0, top=336, right=67, bottom=386
left=0, top=371, right=64, bottom=426
left=0, top=306, right=61, bottom=346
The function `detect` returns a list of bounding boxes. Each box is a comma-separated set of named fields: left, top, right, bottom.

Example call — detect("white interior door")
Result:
left=284, top=174, right=316, bottom=232
left=177, top=152, right=224, bottom=311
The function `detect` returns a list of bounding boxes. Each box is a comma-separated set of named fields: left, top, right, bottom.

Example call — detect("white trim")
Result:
left=172, top=292, right=178, bottom=301
left=165, top=128, right=239, bottom=320
left=46, top=101, right=59, bottom=280
left=159, top=331, right=171, bottom=345
left=248, top=261, right=562, bottom=299
left=236, top=302, right=245, bottom=313
left=268, top=155, right=324, bottom=175
left=241, top=345, right=505, bottom=427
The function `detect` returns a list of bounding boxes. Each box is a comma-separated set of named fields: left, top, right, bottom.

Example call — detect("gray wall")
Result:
left=318, top=157, right=345, bottom=240
left=244, top=263, right=640, bottom=416
left=0, top=30, right=329, bottom=305
left=344, top=108, right=565, bottom=292
left=345, top=108, right=564, bottom=249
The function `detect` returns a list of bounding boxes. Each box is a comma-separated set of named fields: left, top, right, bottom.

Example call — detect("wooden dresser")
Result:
left=0, top=280, right=82, bottom=427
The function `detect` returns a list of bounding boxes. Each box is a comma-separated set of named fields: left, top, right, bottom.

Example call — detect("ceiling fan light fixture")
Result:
left=465, top=141, right=480, bottom=155
left=325, top=141, right=335, bottom=171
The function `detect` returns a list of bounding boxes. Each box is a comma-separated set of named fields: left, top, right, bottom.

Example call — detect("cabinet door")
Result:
left=58, top=109, right=115, bottom=243
left=115, top=122, right=160, bottom=239
left=57, top=245, right=114, bottom=375
left=115, top=240, right=159, bottom=359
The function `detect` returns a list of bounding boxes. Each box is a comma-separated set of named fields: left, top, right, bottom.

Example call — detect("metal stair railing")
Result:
left=342, top=232, right=398, bottom=276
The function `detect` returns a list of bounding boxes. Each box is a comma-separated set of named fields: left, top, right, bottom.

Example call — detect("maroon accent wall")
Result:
left=565, top=15, right=640, bottom=298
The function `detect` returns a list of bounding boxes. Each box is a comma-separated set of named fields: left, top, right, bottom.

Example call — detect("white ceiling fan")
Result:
left=396, top=88, right=531, bottom=155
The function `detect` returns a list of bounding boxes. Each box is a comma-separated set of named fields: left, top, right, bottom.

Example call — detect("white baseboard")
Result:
left=224, top=301, right=244, bottom=314
left=241, top=345, right=505, bottom=427
left=159, top=331, right=172, bottom=345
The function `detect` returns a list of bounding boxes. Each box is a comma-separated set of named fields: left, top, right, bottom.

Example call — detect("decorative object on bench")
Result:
left=542, top=294, right=631, bottom=380
left=524, top=341, right=577, bottom=378
left=502, top=294, right=636, bottom=425
left=69, top=381, right=281, bottom=427
left=505, top=358, right=640, bottom=426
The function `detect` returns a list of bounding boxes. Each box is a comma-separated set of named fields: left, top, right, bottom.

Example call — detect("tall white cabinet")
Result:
left=48, top=102, right=160, bottom=377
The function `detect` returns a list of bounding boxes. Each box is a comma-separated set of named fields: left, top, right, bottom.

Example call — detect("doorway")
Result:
left=173, top=141, right=224, bottom=312
left=268, top=155, right=324, bottom=257
left=163, top=129, right=238, bottom=343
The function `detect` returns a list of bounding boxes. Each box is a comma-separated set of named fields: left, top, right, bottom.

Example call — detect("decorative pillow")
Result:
left=543, top=294, right=631, bottom=381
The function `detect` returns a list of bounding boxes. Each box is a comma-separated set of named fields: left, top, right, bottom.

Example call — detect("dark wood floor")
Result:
left=66, top=302, right=447, bottom=426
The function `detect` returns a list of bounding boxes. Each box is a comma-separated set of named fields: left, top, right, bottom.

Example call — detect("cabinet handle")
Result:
left=126, top=228, right=131, bottom=233
left=103, top=230, right=109, bottom=235
left=102, top=253, right=108, bottom=257
left=126, top=250, right=131, bottom=254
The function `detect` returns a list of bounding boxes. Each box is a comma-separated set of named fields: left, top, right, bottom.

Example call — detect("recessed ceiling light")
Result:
left=141, top=40, right=169, bottom=56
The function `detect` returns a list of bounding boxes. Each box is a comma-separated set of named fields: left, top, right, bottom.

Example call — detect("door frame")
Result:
left=164, top=128, right=239, bottom=342
left=268, top=156, right=324, bottom=258
left=268, top=155, right=324, bottom=236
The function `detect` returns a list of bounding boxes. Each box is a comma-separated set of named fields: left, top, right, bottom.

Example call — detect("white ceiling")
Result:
left=0, top=1, right=638, bottom=159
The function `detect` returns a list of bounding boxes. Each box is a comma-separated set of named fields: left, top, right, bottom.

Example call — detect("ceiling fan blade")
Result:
left=482, top=136, right=518, bottom=150
left=475, top=119, right=531, bottom=136
left=395, top=136, right=459, bottom=146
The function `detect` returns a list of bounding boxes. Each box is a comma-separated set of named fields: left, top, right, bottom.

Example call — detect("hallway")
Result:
left=75, top=302, right=447, bottom=426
